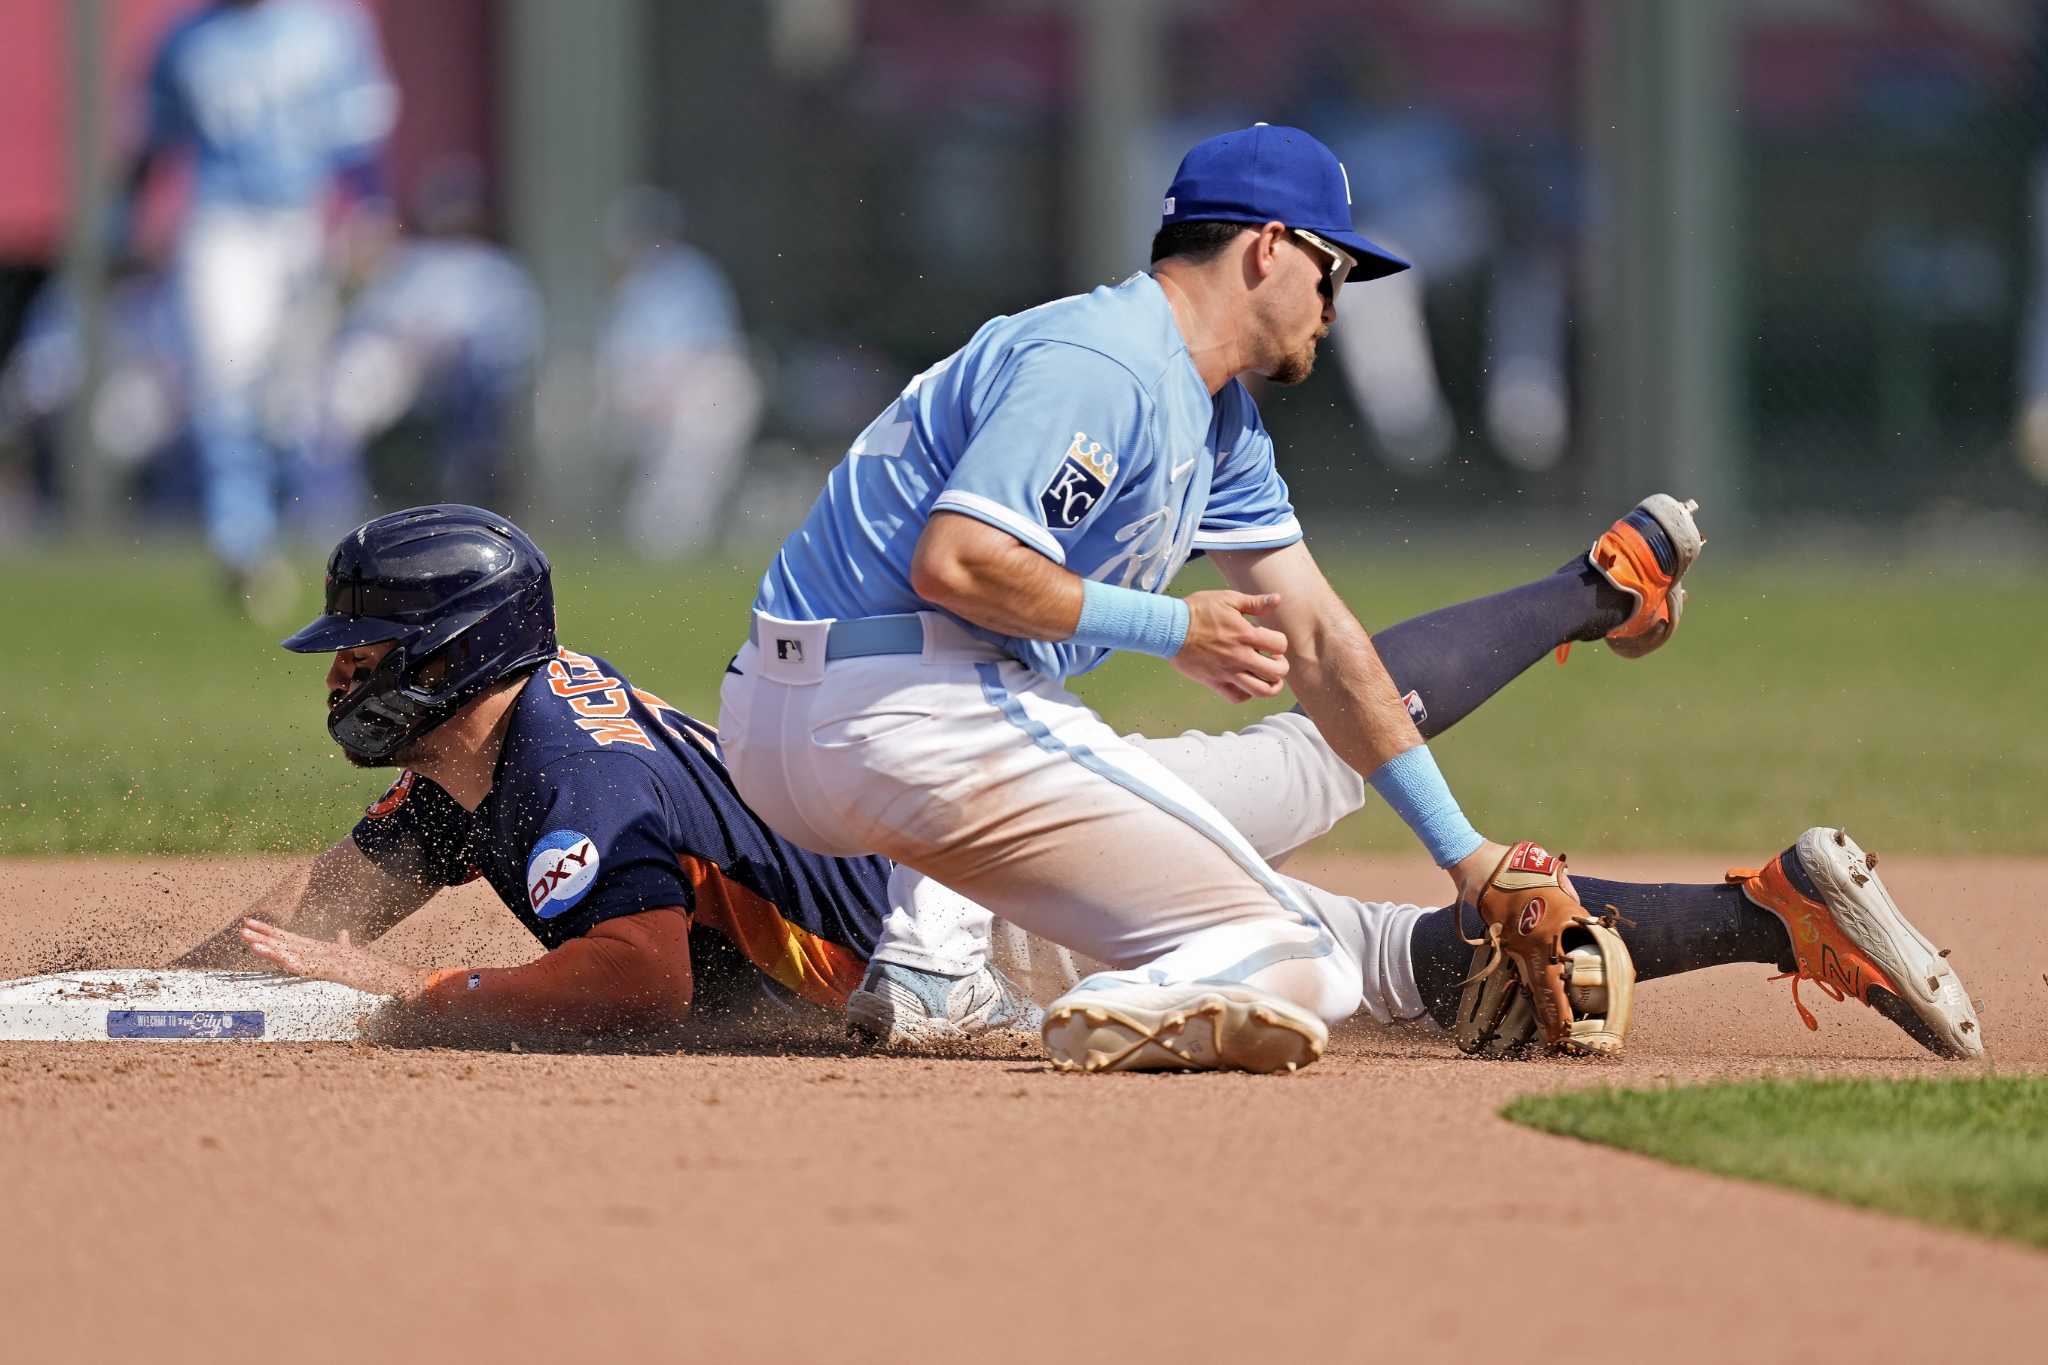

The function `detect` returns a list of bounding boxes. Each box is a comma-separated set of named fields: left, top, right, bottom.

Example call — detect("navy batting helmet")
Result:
left=282, top=504, right=556, bottom=764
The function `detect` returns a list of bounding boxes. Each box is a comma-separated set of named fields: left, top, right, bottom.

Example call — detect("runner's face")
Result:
left=327, top=641, right=396, bottom=712
left=327, top=641, right=409, bottom=769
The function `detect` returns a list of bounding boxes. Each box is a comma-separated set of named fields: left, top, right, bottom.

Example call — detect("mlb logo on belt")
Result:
left=776, top=638, right=804, bottom=663
left=1038, top=432, right=1118, bottom=530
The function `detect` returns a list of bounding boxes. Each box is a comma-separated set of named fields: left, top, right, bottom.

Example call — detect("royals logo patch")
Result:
left=526, top=829, right=600, bottom=919
left=1038, top=432, right=1117, bottom=530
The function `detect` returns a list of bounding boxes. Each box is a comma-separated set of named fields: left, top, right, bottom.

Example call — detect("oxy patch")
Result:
left=527, top=829, right=600, bottom=918
left=1038, top=432, right=1117, bottom=530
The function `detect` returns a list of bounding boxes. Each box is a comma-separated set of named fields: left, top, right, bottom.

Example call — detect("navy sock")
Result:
left=1570, top=874, right=1796, bottom=980
left=1408, top=903, right=1489, bottom=1030
left=1365, top=561, right=1634, bottom=740
left=1406, top=874, right=1794, bottom=1031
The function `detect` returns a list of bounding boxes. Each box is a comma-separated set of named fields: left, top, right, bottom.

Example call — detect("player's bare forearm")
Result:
left=396, top=909, right=694, bottom=1043
left=1213, top=542, right=1508, bottom=899
left=172, top=861, right=315, bottom=968
left=171, top=839, right=432, bottom=969
left=245, top=909, right=694, bottom=1046
left=910, top=512, right=1289, bottom=700
left=1287, top=616, right=1422, bottom=771
left=1211, top=542, right=1419, bottom=772
left=910, top=510, right=1083, bottom=638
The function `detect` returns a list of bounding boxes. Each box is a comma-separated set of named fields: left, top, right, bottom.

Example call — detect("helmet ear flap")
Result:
left=408, top=608, right=491, bottom=666
left=408, top=637, right=465, bottom=697
left=402, top=586, right=553, bottom=717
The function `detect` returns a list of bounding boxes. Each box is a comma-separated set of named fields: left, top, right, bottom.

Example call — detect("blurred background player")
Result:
left=110, top=0, right=397, bottom=621
left=0, top=271, right=190, bottom=525
left=1305, top=57, right=1576, bottom=474
left=2019, top=141, right=2048, bottom=486
left=320, top=160, right=542, bottom=512
left=593, top=187, right=764, bottom=560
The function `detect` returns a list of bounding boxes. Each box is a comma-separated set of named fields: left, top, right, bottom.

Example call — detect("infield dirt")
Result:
left=3, top=851, right=2043, bottom=1363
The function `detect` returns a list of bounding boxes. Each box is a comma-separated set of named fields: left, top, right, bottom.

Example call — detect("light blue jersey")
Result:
left=598, top=248, right=744, bottom=366
left=145, top=0, right=396, bottom=209
left=756, top=273, right=1301, bottom=680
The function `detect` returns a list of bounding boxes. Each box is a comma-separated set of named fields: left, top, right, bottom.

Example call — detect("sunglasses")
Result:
left=1290, top=228, right=1357, bottom=303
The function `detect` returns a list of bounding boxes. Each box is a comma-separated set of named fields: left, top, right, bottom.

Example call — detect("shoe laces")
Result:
left=1769, top=969, right=1846, bottom=1032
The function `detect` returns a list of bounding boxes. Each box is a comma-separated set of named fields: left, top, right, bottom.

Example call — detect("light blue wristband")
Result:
left=1366, top=745, right=1484, bottom=868
left=1069, top=578, right=1190, bottom=658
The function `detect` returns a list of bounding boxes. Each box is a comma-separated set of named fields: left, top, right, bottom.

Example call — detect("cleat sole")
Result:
left=1041, top=985, right=1327, bottom=1075
left=1797, top=828, right=1984, bottom=1060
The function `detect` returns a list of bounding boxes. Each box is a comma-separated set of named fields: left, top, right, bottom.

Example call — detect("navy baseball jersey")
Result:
left=350, top=647, right=890, bottom=1008
left=754, top=272, right=1301, bottom=681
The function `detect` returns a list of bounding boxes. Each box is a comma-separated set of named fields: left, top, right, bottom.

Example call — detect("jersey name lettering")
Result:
left=549, top=649, right=655, bottom=749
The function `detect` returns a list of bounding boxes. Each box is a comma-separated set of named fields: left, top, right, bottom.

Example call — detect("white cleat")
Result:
left=1730, top=827, right=1984, bottom=1060
left=1041, top=981, right=1327, bottom=1075
left=846, top=961, right=1042, bottom=1050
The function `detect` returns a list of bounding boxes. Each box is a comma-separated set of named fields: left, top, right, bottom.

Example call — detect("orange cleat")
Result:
left=1728, top=827, right=1983, bottom=1059
left=1555, top=493, right=1704, bottom=663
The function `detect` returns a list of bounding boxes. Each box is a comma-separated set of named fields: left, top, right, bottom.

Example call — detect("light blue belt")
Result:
left=748, top=613, right=925, bottom=660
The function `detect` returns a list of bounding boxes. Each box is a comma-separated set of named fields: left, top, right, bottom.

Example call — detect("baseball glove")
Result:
left=1452, top=841, right=1635, bottom=1058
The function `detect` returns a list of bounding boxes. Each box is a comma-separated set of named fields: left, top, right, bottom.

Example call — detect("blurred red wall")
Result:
left=0, top=0, right=493, bottom=261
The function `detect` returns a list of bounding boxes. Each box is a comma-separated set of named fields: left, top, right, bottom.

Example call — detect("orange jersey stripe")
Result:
left=678, top=854, right=868, bottom=1008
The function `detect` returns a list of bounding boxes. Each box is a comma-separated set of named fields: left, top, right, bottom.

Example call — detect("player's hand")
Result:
left=240, top=919, right=431, bottom=1000
left=1446, top=840, right=1578, bottom=908
left=1447, top=839, right=1510, bottom=912
left=1172, top=591, right=1289, bottom=702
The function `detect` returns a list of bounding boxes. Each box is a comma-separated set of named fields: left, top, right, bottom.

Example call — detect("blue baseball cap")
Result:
left=1160, top=124, right=1409, bottom=281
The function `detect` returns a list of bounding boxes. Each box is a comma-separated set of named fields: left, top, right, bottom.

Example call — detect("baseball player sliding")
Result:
left=182, top=503, right=1981, bottom=1069
left=719, top=124, right=1982, bottom=1073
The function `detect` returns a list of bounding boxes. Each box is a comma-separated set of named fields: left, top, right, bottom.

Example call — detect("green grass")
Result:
left=5, top=539, right=2044, bottom=855
left=1504, top=1076, right=2048, bottom=1250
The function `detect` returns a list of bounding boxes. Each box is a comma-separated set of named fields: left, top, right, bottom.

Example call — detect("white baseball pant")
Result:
left=718, top=613, right=1429, bottom=1026
left=175, top=202, right=334, bottom=566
